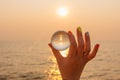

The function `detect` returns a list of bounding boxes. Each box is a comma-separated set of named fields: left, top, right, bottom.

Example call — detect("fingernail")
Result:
left=48, top=43, right=51, bottom=47
left=85, top=32, right=89, bottom=36
left=97, top=44, right=100, bottom=48
left=68, top=31, right=72, bottom=34
left=78, top=26, right=82, bottom=32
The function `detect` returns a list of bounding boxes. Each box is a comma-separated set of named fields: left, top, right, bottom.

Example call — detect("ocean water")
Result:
left=0, top=41, right=119, bottom=80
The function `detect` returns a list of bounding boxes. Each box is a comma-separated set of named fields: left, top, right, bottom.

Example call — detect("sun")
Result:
left=57, top=7, right=68, bottom=17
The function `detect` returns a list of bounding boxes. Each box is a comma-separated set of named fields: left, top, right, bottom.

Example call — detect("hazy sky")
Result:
left=0, top=0, right=120, bottom=42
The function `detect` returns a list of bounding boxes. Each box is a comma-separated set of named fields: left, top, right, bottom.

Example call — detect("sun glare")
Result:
left=57, top=7, right=68, bottom=17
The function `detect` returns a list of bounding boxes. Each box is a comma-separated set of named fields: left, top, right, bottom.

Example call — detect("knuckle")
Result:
left=87, top=49, right=91, bottom=53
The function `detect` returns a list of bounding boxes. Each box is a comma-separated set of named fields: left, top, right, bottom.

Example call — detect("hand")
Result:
left=48, top=27, right=100, bottom=80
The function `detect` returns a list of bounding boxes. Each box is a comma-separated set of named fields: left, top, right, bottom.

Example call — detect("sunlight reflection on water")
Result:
left=46, top=48, right=69, bottom=79
left=46, top=56, right=61, bottom=80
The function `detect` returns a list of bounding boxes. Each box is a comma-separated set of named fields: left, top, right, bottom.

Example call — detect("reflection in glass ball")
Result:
left=51, top=31, right=70, bottom=51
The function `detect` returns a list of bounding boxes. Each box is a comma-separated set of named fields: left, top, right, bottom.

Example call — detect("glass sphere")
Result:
left=51, top=31, right=70, bottom=51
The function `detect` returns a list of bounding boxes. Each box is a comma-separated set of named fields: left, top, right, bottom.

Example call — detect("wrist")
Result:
left=63, top=79, right=79, bottom=80
left=62, top=78, right=79, bottom=80
left=61, top=73, right=81, bottom=80
left=62, top=76, right=80, bottom=80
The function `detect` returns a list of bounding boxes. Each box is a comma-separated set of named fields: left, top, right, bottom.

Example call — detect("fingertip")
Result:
left=94, top=44, right=99, bottom=51
left=97, top=44, right=100, bottom=47
left=68, top=31, right=73, bottom=43
left=77, top=26, right=82, bottom=32
left=85, top=32, right=89, bottom=36
left=48, top=43, right=55, bottom=50
left=48, top=43, right=51, bottom=46
left=68, top=31, right=72, bottom=35
left=91, top=44, right=100, bottom=56
left=85, top=31, right=90, bottom=42
left=48, top=43, right=52, bottom=47
left=96, top=44, right=100, bottom=48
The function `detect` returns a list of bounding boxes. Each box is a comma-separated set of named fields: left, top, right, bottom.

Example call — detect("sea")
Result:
left=0, top=41, right=119, bottom=80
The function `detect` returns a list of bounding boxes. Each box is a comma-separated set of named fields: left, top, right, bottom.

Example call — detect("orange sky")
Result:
left=0, top=0, right=120, bottom=42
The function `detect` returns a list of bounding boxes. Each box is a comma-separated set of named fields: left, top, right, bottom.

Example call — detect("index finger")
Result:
left=48, top=43, right=63, bottom=61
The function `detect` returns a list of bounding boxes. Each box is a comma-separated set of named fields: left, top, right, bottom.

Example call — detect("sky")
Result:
left=0, top=0, right=120, bottom=43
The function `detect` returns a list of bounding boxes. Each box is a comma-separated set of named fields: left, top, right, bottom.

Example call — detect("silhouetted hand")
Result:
left=49, top=27, right=100, bottom=80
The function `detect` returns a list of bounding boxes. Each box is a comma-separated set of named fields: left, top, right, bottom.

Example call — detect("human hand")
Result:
left=48, top=27, right=100, bottom=80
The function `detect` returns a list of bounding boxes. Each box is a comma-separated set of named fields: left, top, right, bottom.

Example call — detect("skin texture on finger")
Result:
left=84, top=32, right=91, bottom=55
left=68, top=31, right=77, bottom=57
left=48, top=43, right=63, bottom=61
left=87, top=44, right=100, bottom=62
left=76, top=27, right=84, bottom=57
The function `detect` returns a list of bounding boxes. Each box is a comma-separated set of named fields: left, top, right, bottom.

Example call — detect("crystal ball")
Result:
left=51, top=31, right=70, bottom=51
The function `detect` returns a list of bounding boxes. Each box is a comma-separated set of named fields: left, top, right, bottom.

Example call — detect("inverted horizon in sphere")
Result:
left=51, top=31, right=70, bottom=51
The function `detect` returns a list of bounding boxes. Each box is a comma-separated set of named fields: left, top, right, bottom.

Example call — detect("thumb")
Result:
left=48, top=43, right=63, bottom=60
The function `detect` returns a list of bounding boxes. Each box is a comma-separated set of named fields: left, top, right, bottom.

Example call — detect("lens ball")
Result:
left=51, top=31, right=70, bottom=51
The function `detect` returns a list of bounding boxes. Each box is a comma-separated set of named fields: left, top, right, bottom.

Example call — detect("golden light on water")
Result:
left=47, top=56, right=61, bottom=80
left=47, top=48, right=69, bottom=79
